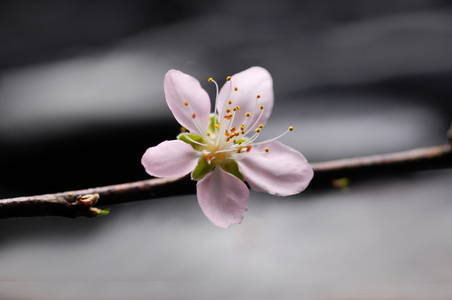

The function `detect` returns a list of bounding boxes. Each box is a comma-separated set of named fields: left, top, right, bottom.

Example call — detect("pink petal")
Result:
left=237, top=141, right=313, bottom=196
left=217, top=66, right=273, bottom=129
left=197, top=167, right=249, bottom=228
left=141, top=140, right=199, bottom=178
left=164, top=70, right=211, bottom=134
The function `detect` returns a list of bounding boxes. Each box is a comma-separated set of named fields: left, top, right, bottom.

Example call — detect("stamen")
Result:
left=251, top=126, right=294, bottom=146
left=265, top=148, right=269, bottom=152
left=180, top=127, right=187, bottom=132
left=182, top=100, right=209, bottom=139
left=234, top=87, right=238, bottom=91
left=245, top=107, right=265, bottom=136
left=256, top=94, right=261, bottom=99
left=208, top=77, right=220, bottom=136
left=216, top=76, right=235, bottom=134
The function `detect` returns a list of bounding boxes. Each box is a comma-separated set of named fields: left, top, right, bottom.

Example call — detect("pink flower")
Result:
left=142, top=67, right=313, bottom=228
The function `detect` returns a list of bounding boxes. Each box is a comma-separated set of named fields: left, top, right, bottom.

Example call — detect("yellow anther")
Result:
left=228, top=100, right=232, bottom=105
left=264, top=148, right=269, bottom=152
left=235, top=105, right=240, bottom=110
left=207, top=132, right=211, bottom=136
left=259, top=105, right=264, bottom=110
left=234, top=87, right=238, bottom=91
left=289, top=126, right=294, bottom=131
left=241, top=130, right=245, bottom=134
left=215, top=124, right=220, bottom=130
left=256, top=94, right=261, bottom=99
left=234, top=132, right=239, bottom=136
left=237, top=146, right=243, bottom=153
left=240, top=124, right=245, bottom=129
left=259, top=124, right=263, bottom=129
left=226, top=108, right=231, bottom=113
left=228, top=113, right=233, bottom=118
left=233, top=107, right=238, bottom=112
left=245, top=112, right=251, bottom=117
left=184, top=101, right=189, bottom=106
left=180, top=127, right=187, bottom=132
left=226, top=76, right=231, bottom=81
left=208, top=78, right=213, bottom=82
left=255, top=128, right=261, bottom=133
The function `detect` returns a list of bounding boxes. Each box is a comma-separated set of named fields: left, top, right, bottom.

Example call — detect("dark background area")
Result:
left=1, top=1, right=452, bottom=299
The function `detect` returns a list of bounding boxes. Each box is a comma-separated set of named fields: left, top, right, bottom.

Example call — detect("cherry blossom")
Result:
left=142, top=67, right=313, bottom=228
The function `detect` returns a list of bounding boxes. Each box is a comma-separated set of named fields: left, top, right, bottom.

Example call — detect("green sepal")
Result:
left=221, top=160, right=244, bottom=181
left=177, top=133, right=206, bottom=151
left=208, top=114, right=219, bottom=135
left=89, top=207, right=110, bottom=216
left=192, top=157, right=215, bottom=180
left=96, top=208, right=111, bottom=216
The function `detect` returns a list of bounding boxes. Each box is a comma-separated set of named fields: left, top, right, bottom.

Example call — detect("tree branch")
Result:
left=1, top=125, right=451, bottom=219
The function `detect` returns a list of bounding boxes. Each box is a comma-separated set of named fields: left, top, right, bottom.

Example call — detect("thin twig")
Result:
left=0, top=177, right=194, bottom=219
left=1, top=126, right=451, bottom=219
left=310, top=143, right=452, bottom=185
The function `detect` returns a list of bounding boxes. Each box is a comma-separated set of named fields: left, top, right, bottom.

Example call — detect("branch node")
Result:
left=71, top=193, right=107, bottom=217
left=73, top=193, right=99, bottom=207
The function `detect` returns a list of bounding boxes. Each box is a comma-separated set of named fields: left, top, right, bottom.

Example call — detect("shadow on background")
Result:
left=1, top=1, right=452, bottom=299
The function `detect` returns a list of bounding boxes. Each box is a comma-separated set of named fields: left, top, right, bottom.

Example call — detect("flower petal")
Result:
left=237, top=141, right=313, bottom=196
left=197, top=167, right=249, bottom=228
left=141, top=140, right=199, bottom=178
left=217, top=66, right=273, bottom=129
left=164, top=70, right=211, bottom=134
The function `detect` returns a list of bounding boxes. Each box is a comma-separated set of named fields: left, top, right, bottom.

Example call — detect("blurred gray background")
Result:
left=1, top=0, right=452, bottom=299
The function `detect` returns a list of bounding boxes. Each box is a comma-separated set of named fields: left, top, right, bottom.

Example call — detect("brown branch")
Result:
left=0, top=177, right=195, bottom=219
left=1, top=126, right=451, bottom=219
left=310, top=143, right=452, bottom=185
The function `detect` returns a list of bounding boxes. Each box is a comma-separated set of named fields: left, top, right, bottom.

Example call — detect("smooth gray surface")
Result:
left=1, top=1, right=452, bottom=299
left=1, top=169, right=451, bottom=299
